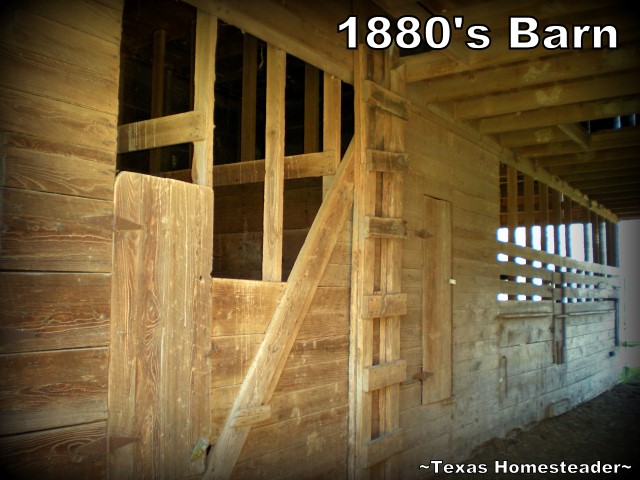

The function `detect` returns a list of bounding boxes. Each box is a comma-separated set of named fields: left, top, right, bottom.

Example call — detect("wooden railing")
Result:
left=497, top=240, right=621, bottom=303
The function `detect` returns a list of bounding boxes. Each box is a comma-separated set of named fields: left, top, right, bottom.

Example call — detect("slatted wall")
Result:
left=0, top=1, right=123, bottom=477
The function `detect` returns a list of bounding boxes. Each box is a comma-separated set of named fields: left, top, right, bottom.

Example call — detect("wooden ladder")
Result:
left=349, top=46, right=409, bottom=478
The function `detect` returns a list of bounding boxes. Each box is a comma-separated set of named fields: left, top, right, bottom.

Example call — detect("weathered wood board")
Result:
left=108, top=172, right=213, bottom=478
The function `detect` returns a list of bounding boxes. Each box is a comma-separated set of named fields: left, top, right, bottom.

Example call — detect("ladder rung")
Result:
left=363, top=359, right=407, bottom=392
left=231, top=405, right=271, bottom=427
left=366, top=149, right=409, bottom=173
left=364, top=80, right=408, bottom=120
left=364, top=216, right=407, bottom=239
left=362, top=428, right=405, bottom=468
left=362, top=293, right=407, bottom=319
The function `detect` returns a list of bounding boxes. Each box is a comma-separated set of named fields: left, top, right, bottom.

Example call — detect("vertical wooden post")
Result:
left=564, top=197, right=573, bottom=259
left=262, top=45, right=286, bottom=282
left=523, top=174, right=534, bottom=248
left=539, top=183, right=549, bottom=253
left=241, top=34, right=257, bottom=161
left=191, top=11, right=217, bottom=187
left=323, top=72, right=342, bottom=195
left=607, top=221, right=619, bottom=267
left=551, top=189, right=563, bottom=256
left=592, top=211, right=601, bottom=264
left=583, top=207, right=592, bottom=263
left=149, top=29, right=166, bottom=174
left=506, top=166, right=518, bottom=244
left=304, top=63, right=321, bottom=153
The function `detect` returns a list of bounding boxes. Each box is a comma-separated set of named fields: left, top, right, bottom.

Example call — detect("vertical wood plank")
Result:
left=422, top=196, right=452, bottom=404
left=592, top=211, right=601, bottom=264
left=149, top=29, right=166, bottom=174
left=539, top=182, right=549, bottom=253
left=506, top=166, right=518, bottom=244
left=564, top=197, right=573, bottom=258
left=262, top=45, right=286, bottom=282
left=607, top=221, right=619, bottom=267
left=241, top=34, right=257, bottom=162
left=379, top=60, right=405, bottom=478
left=322, top=72, right=341, bottom=195
left=551, top=188, right=563, bottom=256
left=192, top=10, right=217, bottom=187
left=349, top=46, right=377, bottom=479
left=523, top=174, right=534, bottom=247
left=584, top=206, right=593, bottom=263
left=108, top=173, right=213, bottom=478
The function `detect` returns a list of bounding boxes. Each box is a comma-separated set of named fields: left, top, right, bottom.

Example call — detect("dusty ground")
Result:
left=440, top=379, right=640, bottom=479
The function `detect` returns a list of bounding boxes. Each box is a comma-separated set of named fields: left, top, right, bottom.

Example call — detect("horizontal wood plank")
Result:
left=363, top=360, right=407, bottom=392
left=0, top=421, right=108, bottom=480
left=0, top=348, right=109, bottom=436
left=117, top=111, right=204, bottom=153
left=361, top=293, right=408, bottom=319
left=0, top=187, right=113, bottom=272
left=364, top=216, right=408, bottom=239
left=362, top=428, right=405, bottom=468
left=0, top=272, right=110, bottom=354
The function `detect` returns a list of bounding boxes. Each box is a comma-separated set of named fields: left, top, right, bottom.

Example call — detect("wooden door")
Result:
left=108, top=173, right=213, bottom=478
left=422, top=195, right=453, bottom=405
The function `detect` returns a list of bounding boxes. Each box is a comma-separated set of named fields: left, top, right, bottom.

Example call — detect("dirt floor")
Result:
left=439, top=379, right=640, bottom=479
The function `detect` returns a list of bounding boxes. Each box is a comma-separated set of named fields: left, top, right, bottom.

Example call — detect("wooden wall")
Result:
left=0, top=0, right=123, bottom=477
left=210, top=212, right=352, bottom=478
left=392, top=104, right=620, bottom=476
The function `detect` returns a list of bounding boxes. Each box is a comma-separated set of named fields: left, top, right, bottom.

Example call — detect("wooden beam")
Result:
left=457, top=71, right=640, bottom=119
left=366, top=149, right=409, bottom=173
left=539, top=183, right=549, bottom=252
left=323, top=72, right=342, bottom=194
left=546, top=158, right=639, bottom=177
left=523, top=174, right=534, bottom=247
left=240, top=34, right=257, bottom=161
left=414, top=46, right=639, bottom=102
left=500, top=127, right=568, bottom=148
left=361, top=293, right=407, bottom=319
left=551, top=188, right=563, bottom=255
left=558, top=124, right=590, bottom=150
left=202, top=140, right=355, bottom=480
left=362, top=360, right=407, bottom=392
left=213, top=151, right=336, bottom=186
left=262, top=45, right=286, bottom=282
left=556, top=166, right=640, bottom=183
left=536, top=146, right=639, bottom=168
left=479, top=96, right=640, bottom=134
left=149, top=29, right=166, bottom=173
left=518, top=128, right=640, bottom=158
left=506, top=166, right=518, bottom=242
left=363, top=216, right=408, bottom=239
left=184, top=0, right=353, bottom=83
left=364, top=80, right=409, bottom=119
left=191, top=10, right=217, bottom=187
left=564, top=198, right=573, bottom=258
left=117, top=111, right=204, bottom=153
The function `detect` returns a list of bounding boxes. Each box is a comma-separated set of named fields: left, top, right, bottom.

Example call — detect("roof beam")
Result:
left=558, top=124, right=590, bottom=150
left=414, top=46, right=639, bottom=102
left=479, top=96, right=640, bottom=134
left=548, top=158, right=640, bottom=176
left=536, top=146, right=639, bottom=167
left=457, top=70, right=640, bottom=120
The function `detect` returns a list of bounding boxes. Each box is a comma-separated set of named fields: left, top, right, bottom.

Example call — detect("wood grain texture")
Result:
left=0, top=272, right=110, bottom=354
left=0, top=348, right=108, bottom=436
left=108, top=173, right=213, bottom=478
left=422, top=196, right=453, bottom=405
left=262, top=45, right=286, bottom=282
left=0, top=421, right=108, bottom=480
left=203, top=140, right=354, bottom=479
left=2, top=141, right=114, bottom=200
left=0, top=188, right=113, bottom=272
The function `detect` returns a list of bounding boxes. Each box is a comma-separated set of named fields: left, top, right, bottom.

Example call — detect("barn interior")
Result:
left=0, top=0, right=638, bottom=478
